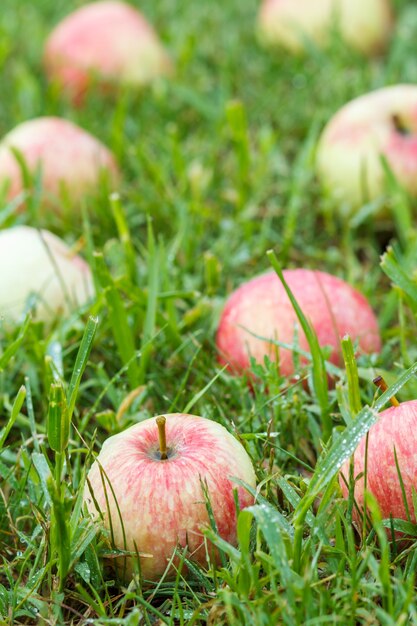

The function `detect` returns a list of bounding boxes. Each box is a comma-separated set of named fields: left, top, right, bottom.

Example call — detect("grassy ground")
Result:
left=2, top=0, right=417, bottom=623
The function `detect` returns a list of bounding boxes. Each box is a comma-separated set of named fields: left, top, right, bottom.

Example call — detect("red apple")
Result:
left=339, top=399, right=417, bottom=529
left=316, top=85, right=417, bottom=211
left=216, top=269, right=381, bottom=378
left=0, top=226, right=93, bottom=323
left=83, top=413, right=256, bottom=581
left=44, top=0, right=172, bottom=105
left=258, top=0, right=393, bottom=56
left=0, top=117, right=119, bottom=213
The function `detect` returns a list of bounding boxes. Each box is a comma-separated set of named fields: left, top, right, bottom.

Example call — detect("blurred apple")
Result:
left=0, top=116, right=119, bottom=213
left=316, top=85, right=417, bottom=211
left=216, top=269, right=381, bottom=378
left=0, top=226, right=93, bottom=323
left=258, top=0, right=393, bottom=55
left=44, top=0, right=173, bottom=104
left=339, top=399, right=417, bottom=532
left=84, top=413, right=256, bottom=581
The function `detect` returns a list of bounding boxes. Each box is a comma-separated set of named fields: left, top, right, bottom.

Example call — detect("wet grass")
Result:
left=2, top=0, right=417, bottom=623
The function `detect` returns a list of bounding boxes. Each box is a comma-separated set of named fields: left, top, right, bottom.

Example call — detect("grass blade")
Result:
left=341, top=335, right=362, bottom=417
left=0, top=315, right=31, bottom=371
left=47, top=382, right=69, bottom=454
left=0, top=385, right=26, bottom=450
left=67, top=316, right=98, bottom=420
left=381, top=245, right=417, bottom=306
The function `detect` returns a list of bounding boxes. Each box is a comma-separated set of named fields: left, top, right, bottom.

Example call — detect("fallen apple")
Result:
left=216, top=269, right=381, bottom=379
left=316, top=84, right=417, bottom=211
left=83, top=413, right=256, bottom=581
left=339, top=397, right=417, bottom=532
left=0, top=226, right=94, bottom=323
left=44, top=0, right=172, bottom=105
left=0, top=116, right=119, bottom=212
left=257, top=0, right=393, bottom=56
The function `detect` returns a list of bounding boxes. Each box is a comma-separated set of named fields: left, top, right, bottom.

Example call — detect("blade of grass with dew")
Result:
left=267, top=249, right=331, bottom=441
left=242, top=504, right=299, bottom=591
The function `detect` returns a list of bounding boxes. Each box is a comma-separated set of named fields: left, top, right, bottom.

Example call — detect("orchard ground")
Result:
left=2, top=0, right=417, bottom=624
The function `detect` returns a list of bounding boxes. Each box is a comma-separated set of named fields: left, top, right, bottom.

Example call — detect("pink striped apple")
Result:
left=258, top=0, right=393, bottom=56
left=216, top=269, right=381, bottom=378
left=83, top=413, right=256, bottom=581
left=0, top=116, right=119, bottom=212
left=316, top=85, right=417, bottom=211
left=339, top=399, right=417, bottom=530
left=44, top=0, right=172, bottom=105
left=0, top=226, right=93, bottom=323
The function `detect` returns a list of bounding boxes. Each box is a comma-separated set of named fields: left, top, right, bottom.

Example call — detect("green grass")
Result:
left=2, top=0, right=417, bottom=623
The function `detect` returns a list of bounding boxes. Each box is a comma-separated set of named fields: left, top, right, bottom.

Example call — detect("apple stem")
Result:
left=373, top=375, right=400, bottom=407
left=156, top=416, right=168, bottom=460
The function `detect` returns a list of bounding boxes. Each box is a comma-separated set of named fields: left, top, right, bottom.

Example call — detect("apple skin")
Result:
left=257, top=0, right=392, bottom=56
left=83, top=413, right=256, bottom=581
left=0, top=226, right=94, bottom=323
left=316, top=85, right=417, bottom=211
left=44, top=0, right=172, bottom=105
left=0, top=116, right=119, bottom=212
left=339, top=400, right=417, bottom=530
left=216, top=269, right=381, bottom=378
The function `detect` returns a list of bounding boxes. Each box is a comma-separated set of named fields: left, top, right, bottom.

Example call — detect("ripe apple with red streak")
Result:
left=316, top=85, right=417, bottom=211
left=0, top=226, right=93, bottom=323
left=339, top=399, right=417, bottom=531
left=257, top=0, right=392, bottom=56
left=0, top=116, right=119, bottom=213
left=216, top=269, right=381, bottom=379
left=83, top=413, right=256, bottom=581
left=44, top=0, right=172, bottom=105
